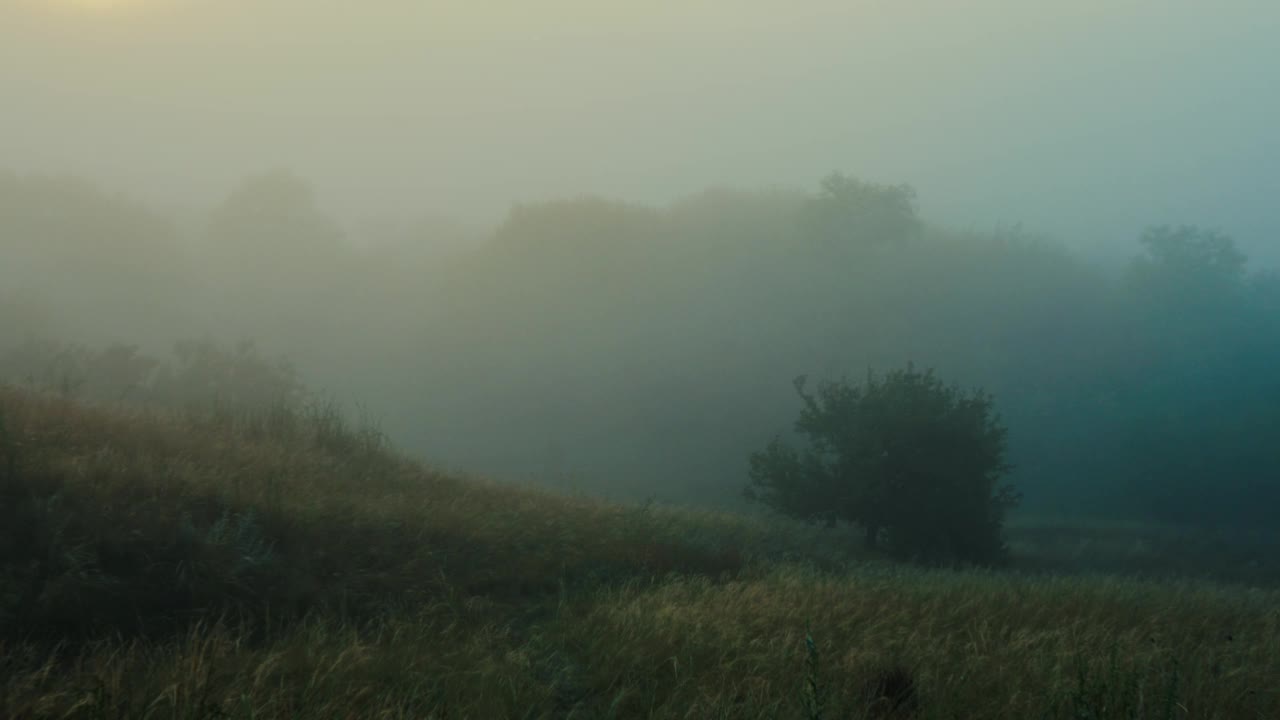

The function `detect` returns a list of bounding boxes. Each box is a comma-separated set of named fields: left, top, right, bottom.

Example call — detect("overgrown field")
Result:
left=1, top=387, right=1277, bottom=719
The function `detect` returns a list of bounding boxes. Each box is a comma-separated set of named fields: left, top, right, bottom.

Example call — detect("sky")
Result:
left=2, top=0, right=1277, bottom=262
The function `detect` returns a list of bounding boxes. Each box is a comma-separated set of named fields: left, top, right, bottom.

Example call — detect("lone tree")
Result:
left=745, top=365, right=1019, bottom=566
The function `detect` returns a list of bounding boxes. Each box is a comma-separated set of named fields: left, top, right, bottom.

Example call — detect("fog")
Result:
left=5, top=1, right=1279, bottom=258
left=3, top=1, right=1279, bottom=527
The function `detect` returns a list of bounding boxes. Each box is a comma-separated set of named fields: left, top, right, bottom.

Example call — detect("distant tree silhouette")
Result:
left=800, top=173, right=920, bottom=248
left=1112, top=226, right=1280, bottom=526
left=492, top=196, right=662, bottom=259
left=1126, top=225, right=1247, bottom=317
left=206, top=171, right=344, bottom=267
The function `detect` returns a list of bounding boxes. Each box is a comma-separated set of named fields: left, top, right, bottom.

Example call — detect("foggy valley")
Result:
left=2, top=1, right=1278, bottom=718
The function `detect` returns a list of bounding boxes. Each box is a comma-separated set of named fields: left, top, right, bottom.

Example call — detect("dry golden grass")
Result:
left=2, top=386, right=1278, bottom=718
left=548, top=569, right=1279, bottom=718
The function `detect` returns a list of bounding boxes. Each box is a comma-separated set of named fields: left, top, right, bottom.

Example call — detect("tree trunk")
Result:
left=864, top=524, right=879, bottom=550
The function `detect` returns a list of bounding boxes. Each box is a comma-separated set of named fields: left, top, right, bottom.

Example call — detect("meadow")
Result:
left=1, top=386, right=1276, bottom=719
left=7, top=1, right=1280, bottom=715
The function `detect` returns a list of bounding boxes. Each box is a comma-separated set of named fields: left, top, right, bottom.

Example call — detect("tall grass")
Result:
left=1, top=385, right=1277, bottom=718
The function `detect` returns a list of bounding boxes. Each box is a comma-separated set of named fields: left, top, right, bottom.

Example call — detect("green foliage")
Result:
left=747, top=365, right=1019, bottom=566
left=800, top=621, right=826, bottom=720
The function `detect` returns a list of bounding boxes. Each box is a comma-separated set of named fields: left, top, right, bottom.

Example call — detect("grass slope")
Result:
left=1, top=387, right=1277, bottom=719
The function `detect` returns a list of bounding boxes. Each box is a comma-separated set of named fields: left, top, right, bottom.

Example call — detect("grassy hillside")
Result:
left=1, top=386, right=1277, bottom=719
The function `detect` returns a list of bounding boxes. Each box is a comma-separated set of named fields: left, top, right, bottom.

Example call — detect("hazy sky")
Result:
left=3, top=0, right=1277, bottom=261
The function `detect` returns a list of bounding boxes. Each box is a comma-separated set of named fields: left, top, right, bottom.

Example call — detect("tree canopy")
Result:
left=746, top=365, right=1019, bottom=566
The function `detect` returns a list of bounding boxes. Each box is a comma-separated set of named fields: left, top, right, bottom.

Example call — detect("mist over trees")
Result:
left=2, top=170, right=1277, bottom=529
